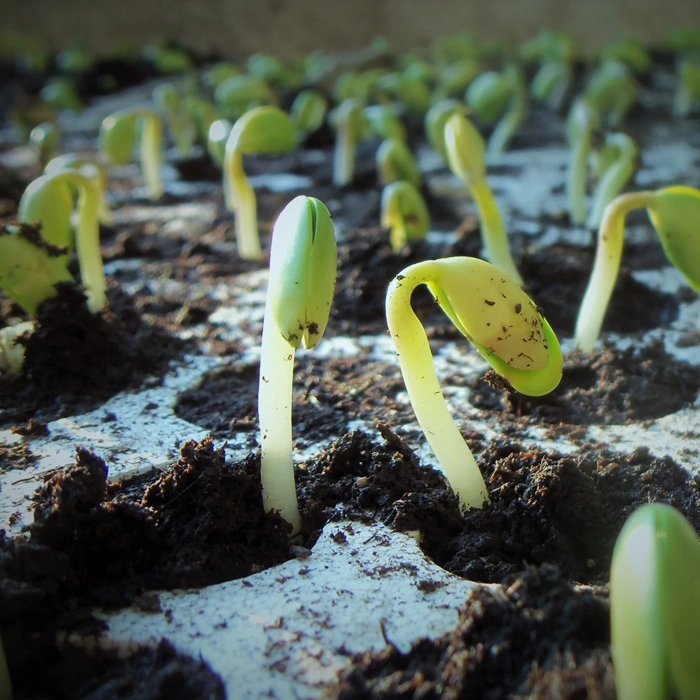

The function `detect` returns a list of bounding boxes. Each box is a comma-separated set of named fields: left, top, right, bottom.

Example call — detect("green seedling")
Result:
left=182, top=94, right=219, bottom=145
left=401, top=58, right=437, bottom=85
left=585, top=60, right=639, bottom=127
left=207, top=118, right=232, bottom=168
left=214, top=75, right=278, bottom=120
left=425, top=98, right=464, bottom=162
left=39, top=76, right=82, bottom=111
left=381, top=180, right=430, bottom=253
left=290, top=89, right=328, bottom=137
left=247, top=53, right=301, bottom=89
left=376, top=70, right=432, bottom=115
left=466, top=64, right=527, bottom=153
left=0, top=30, right=50, bottom=74
left=530, top=60, right=573, bottom=111
left=364, top=104, right=407, bottom=141
left=303, top=50, right=336, bottom=85
left=258, top=196, right=337, bottom=535
left=45, top=153, right=112, bottom=225
left=144, top=44, right=194, bottom=74
left=153, top=83, right=197, bottom=156
left=99, top=107, right=164, bottom=201
left=0, top=222, right=72, bottom=316
left=376, top=138, right=421, bottom=188
left=431, top=31, right=481, bottom=66
left=386, top=256, right=562, bottom=509
left=610, top=503, right=700, bottom=700
left=575, top=186, right=700, bottom=351
left=19, top=170, right=106, bottom=312
left=600, top=37, right=652, bottom=76
left=674, top=56, right=700, bottom=117
left=223, top=106, right=297, bottom=260
left=29, top=121, right=59, bottom=167
left=331, top=98, right=368, bottom=187
left=433, top=58, right=481, bottom=101
left=55, top=43, right=93, bottom=74
left=566, top=97, right=600, bottom=225
left=444, top=112, right=523, bottom=285
left=521, top=29, right=578, bottom=63
left=202, top=62, right=241, bottom=90
left=587, top=132, right=638, bottom=228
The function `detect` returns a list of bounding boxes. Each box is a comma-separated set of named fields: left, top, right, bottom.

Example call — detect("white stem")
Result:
left=386, top=262, right=489, bottom=510
left=567, top=131, right=591, bottom=226
left=333, top=124, right=355, bottom=187
left=234, top=173, right=262, bottom=260
left=258, top=298, right=302, bottom=536
left=140, top=114, right=164, bottom=201
left=575, top=191, right=654, bottom=352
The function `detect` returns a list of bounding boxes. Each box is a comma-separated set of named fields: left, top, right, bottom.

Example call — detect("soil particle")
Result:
left=334, top=565, right=614, bottom=700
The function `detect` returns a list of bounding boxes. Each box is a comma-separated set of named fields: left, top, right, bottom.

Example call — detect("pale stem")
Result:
left=470, top=180, right=524, bottom=286
left=258, top=299, right=302, bottom=536
left=234, top=175, right=262, bottom=261
left=140, top=114, right=164, bottom=201
left=567, top=130, right=591, bottom=226
left=575, top=190, right=655, bottom=352
left=386, top=262, right=489, bottom=510
left=333, top=124, right=355, bottom=186
left=487, top=84, right=526, bottom=154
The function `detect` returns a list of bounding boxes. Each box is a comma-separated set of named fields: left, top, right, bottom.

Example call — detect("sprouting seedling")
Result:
left=330, top=97, right=367, bottom=187
left=587, top=132, right=638, bottom=229
left=674, top=56, right=700, bottom=117
left=444, top=111, right=523, bottom=285
left=207, top=118, right=232, bottom=168
left=610, top=503, right=700, bottom=700
left=99, top=107, right=164, bottom=201
left=575, top=186, right=700, bottom=352
left=433, top=58, right=481, bottom=101
left=425, top=98, right=464, bottom=162
left=363, top=104, right=407, bottom=142
left=143, top=44, right=194, bottom=74
left=44, top=153, right=112, bottom=225
left=584, top=60, right=639, bottom=127
left=376, top=70, right=432, bottom=115
left=465, top=64, right=528, bottom=153
left=18, top=169, right=106, bottom=312
left=223, top=106, right=297, bottom=260
left=386, top=256, right=562, bottom=509
left=566, top=97, right=600, bottom=226
left=29, top=121, right=60, bottom=167
left=290, top=89, right=328, bottom=138
left=258, top=195, right=337, bottom=535
left=381, top=180, right=430, bottom=253
left=153, top=83, right=197, bottom=157
left=599, top=36, right=652, bottom=76
left=202, top=62, right=241, bottom=90
left=181, top=94, right=219, bottom=145
left=39, top=76, right=83, bottom=112
left=376, top=138, right=422, bottom=188
left=214, top=74, right=278, bottom=120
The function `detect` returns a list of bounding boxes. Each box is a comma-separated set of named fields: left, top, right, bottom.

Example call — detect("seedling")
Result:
left=29, top=121, right=59, bottom=167
left=215, top=75, right=278, bottom=120
left=202, top=62, right=241, bottom=90
left=566, top=98, right=600, bottom=225
left=376, top=138, right=421, bottom=188
left=364, top=104, right=407, bottom=142
left=674, top=56, right=700, bottom=117
left=444, top=112, right=523, bottom=285
left=258, top=196, right=337, bottom=535
left=386, top=256, right=562, bottom=509
left=524, top=33, right=577, bottom=111
left=143, top=44, right=194, bottom=74
left=223, top=106, right=297, bottom=260
left=330, top=98, right=367, bottom=187
left=381, top=180, right=430, bottom=252
left=19, top=169, right=106, bottom=312
left=433, top=58, right=481, bottom=101
left=40, top=76, right=83, bottom=111
left=376, top=70, right=432, bottom=115
left=425, top=98, right=463, bottom=162
left=466, top=64, right=527, bottom=153
left=587, top=132, right=638, bottom=228
left=153, top=83, right=197, bottom=156
left=600, top=37, right=652, bottom=76
left=99, top=107, right=164, bottom=201
left=585, top=61, right=638, bottom=127
left=207, top=118, right=232, bottom=168
left=575, top=186, right=700, bottom=351
left=290, top=89, right=328, bottom=137
left=610, top=503, right=700, bottom=700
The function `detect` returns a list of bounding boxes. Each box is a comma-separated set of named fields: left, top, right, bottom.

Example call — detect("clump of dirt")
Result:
left=335, top=565, right=614, bottom=699
left=0, top=281, right=188, bottom=426
left=470, top=339, right=700, bottom=424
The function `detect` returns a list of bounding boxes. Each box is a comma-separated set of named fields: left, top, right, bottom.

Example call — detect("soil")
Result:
left=0, top=51, right=698, bottom=699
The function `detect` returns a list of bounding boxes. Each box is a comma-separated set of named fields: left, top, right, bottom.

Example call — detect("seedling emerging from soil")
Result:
left=386, top=256, right=562, bottom=509
left=587, top=132, right=639, bottom=228
left=576, top=186, right=700, bottom=351
left=465, top=64, right=527, bottom=153
left=610, top=503, right=700, bottom=700
left=566, top=98, right=600, bottom=225
left=376, top=70, right=432, bottom=115
left=19, top=169, right=106, bottom=312
left=29, top=121, right=59, bottom=167
left=153, top=83, right=196, bottom=156
left=433, top=58, right=481, bottom=101
left=40, top=76, right=82, bottom=111
left=99, top=107, right=164, bottom=201
left=674, top=57, right=700, bottom=117
left=381, top=180, right=430, bottom=252
left=214, top=75, right=278, bottom=120
left=223, top=106, right=297, bottom=260
left=364, top=104, right=407, bottom=141
left=290, top=89, right=328, bottom=137
left=585, top=61, right=638, bottom=127
left=522, top=30, right=577, bottom=110
left=376, top=138, right=421, bottom=188
left=444, top=112, right=523, bottom=285
left=258, top=196, right=337, bottom=535
left=600, top=37, right=652, bottom=76
left=207, top=119, right=231, bottom=168
left=331, top=98, right=367, bottom=187
left=425, top=98, right=463, bottom=162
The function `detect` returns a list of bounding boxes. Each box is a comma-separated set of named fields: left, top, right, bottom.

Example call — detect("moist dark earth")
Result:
left=1, top=52, right=700, bottom=699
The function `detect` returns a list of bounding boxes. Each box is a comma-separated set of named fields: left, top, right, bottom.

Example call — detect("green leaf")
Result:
left=228, top=106, right=297, bottom=156
left=99, top=110, right=139, bottom=164
left=18, top=173, right=74, bottom=252
left=649, top=186, right=700, bottom=291
left=466, top=71, right=512, bottom=123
